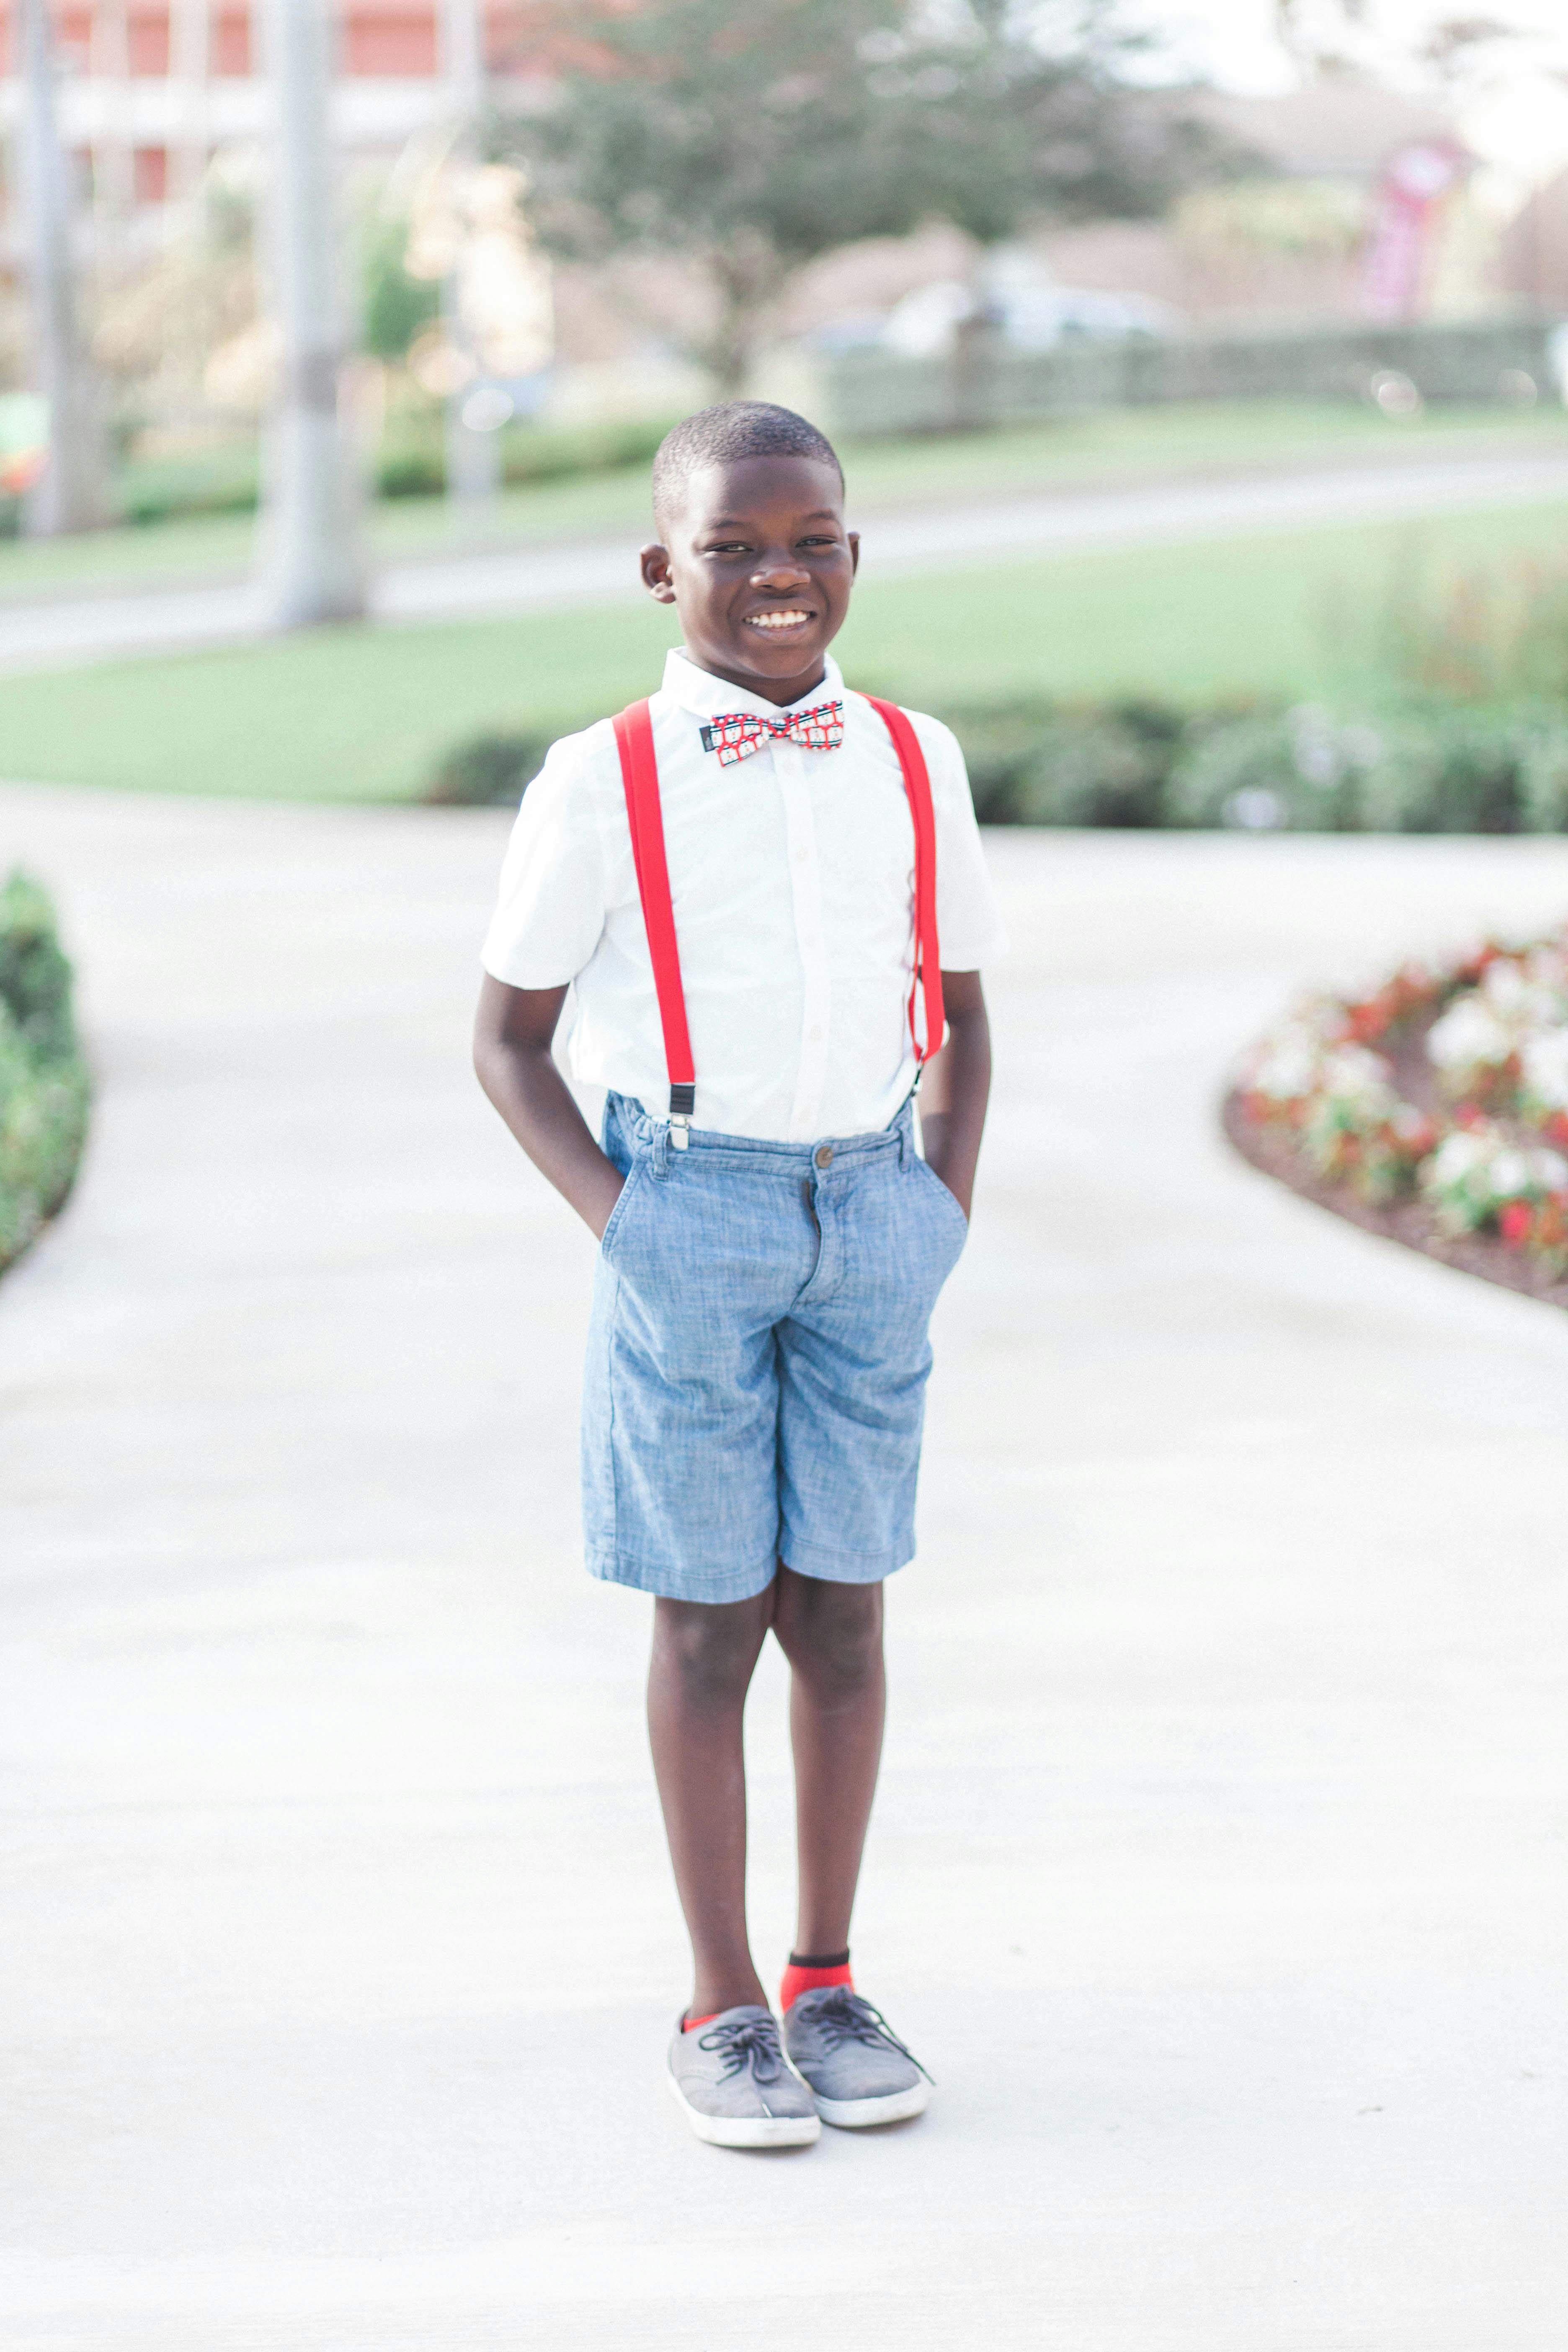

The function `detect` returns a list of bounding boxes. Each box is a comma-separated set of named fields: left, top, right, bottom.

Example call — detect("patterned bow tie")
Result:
left=699, top=699, right=844, bottom=767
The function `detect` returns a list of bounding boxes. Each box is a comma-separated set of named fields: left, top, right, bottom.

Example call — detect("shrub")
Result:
left=942, top=697, right=1190, bottom=827
left=0, top=871, right=90, bottom=1277
left=377, top=412, right=680, bottom=503
left=376, top=437, right=447, bottom=500
left=119, top=445, right=262, bottom=526
left=424, top=731, right=556, bottom=806
left=1170, top=700, right=1568, bottom=834
left=422, top=693, right=1568, bottom=833
left=500, top=415, right=676, bottom=487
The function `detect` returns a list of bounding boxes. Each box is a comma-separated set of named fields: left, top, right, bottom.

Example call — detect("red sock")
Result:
left=682, top=2012, right=720, bottom=2034
left=779, top=1949, right=853, bottom=2013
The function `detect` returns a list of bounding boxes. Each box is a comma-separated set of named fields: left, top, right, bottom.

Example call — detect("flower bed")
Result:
left=1226, top=924, right=1568, bottom=1309
left=0, top=871, right=91, bottom=1278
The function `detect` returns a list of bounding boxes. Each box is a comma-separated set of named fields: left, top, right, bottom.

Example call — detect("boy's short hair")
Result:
left=652, top=401, right=843, bottom=533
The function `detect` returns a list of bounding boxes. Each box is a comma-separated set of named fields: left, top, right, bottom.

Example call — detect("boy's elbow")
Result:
left=472, top=994, right=506, bottom=1095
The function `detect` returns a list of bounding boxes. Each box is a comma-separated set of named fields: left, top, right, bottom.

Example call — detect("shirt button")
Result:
left=815, top=1145, right=833, bottom=1169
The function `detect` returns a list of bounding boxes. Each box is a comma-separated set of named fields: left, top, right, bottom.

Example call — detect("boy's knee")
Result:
left=783, top=1579, right=884, bottom=1695
left=652, top=1595, right=766, bottom=1709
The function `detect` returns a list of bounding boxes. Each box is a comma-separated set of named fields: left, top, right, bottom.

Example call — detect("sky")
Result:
left=1127, top=0, right=1568, bottom=198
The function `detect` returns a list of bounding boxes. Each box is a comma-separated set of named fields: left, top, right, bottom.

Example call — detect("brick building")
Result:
left=0, top=3, right=547, bottom=211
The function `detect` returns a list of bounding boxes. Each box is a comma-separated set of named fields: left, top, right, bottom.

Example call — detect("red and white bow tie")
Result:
left=699, top=699, right=844, bottom=767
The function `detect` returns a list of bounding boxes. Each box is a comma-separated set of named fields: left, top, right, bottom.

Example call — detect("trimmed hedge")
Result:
left=423, top=692, right=1568, bottom=834
left=377, top=414, right=679, bottom=503
left=0, top=871, right=90, bottom=1275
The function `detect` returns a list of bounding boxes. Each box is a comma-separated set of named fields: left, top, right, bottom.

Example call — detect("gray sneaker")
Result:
left=667, top=2005, right=821, bottom=2148
left=782, top=1986, right=932, bottom=2128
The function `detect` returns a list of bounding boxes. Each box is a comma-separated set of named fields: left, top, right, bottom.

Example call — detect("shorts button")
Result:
left=814, top=1145, right=833, bottom=1169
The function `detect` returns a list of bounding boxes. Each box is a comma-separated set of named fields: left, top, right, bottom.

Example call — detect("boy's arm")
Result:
left=916, top=970, right=991, bottom=1220
left=473, top=975, right=624, bottom=1240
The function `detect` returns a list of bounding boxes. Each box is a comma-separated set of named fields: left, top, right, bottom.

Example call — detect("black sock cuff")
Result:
left=788, top=1948, right=850, bottom=1969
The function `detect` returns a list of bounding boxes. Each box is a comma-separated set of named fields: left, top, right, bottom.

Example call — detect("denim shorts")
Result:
left=581, top=1091, right=969, bottom=1604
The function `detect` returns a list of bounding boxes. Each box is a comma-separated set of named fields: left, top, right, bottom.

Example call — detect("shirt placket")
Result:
left=773, top=738, right=830, bottom=1142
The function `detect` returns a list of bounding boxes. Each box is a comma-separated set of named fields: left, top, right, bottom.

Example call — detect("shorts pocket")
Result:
left=912, top=1153, right=969, bottom=1239
left=599, top=1159, right=647, bottom=1261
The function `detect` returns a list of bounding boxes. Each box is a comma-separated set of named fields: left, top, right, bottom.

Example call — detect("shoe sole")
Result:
left=666, top=2069, right=821, bottom=2148
left=812, top=2080, right=931, bottom=2129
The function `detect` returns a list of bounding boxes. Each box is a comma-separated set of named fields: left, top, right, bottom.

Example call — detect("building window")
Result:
left=342, top=6, right=439, bottom=77
left=128, top=5, right=172, bottom=75
left=213, top=7, right=252, bottom=75
left=133, top=145, right=169, bottom=203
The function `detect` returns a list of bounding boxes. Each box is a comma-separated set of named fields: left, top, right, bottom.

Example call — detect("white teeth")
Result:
left=747, top=611, right=810, bottom=629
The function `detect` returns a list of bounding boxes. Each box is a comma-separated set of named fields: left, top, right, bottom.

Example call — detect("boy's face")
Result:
left=640, top=455, right=859, bottom=707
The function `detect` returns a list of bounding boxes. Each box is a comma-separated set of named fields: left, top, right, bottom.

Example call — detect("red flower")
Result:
left=1546, top=1112, right=1568, bottom=1149
left=1498, top=1201, right=1534, bottom=1248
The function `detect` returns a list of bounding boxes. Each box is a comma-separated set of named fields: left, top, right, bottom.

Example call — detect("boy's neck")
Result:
left=683, top=647, right=830, bottom=709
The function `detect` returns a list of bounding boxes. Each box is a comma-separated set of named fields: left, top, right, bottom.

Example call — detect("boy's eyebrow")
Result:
left=700, top=509, right=843, bottom=530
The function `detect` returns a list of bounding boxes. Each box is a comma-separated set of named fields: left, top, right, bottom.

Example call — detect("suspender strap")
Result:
left=611, top=700, right=696, bottom=1135
left=611, top=691, right=946, bottom=1137
left=861, top=695, right=945, bottom=1068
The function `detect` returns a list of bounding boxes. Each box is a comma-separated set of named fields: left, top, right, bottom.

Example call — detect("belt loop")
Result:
left=652, top=1120, right=670, bottom=1178
left=897, top=1104, right=911, bottom=1168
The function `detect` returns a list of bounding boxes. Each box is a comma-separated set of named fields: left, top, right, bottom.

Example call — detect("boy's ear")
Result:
left=640, top=543, right=677, bottom=605
left=848, top=531, right=860, bottom=577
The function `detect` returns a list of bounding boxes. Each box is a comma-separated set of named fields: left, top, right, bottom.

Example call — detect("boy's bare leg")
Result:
left=771, top=1568, right=886, bottom=1959
left=647, top=1589, right=776, bottom=2019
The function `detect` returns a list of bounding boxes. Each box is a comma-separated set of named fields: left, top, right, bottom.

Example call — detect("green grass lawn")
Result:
left=1, top=398, right=1564, bottom=604
left=4, top=494, right=1565, bottom=802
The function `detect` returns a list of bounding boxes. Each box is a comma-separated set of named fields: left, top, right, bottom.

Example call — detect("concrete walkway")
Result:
left=5, top=445, right=1568, bottom=673
left=1, top=789, right=1565, bottom=2349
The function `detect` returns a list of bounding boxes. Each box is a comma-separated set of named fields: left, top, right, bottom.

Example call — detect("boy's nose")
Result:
left=752, top=553, right=811, bottom=586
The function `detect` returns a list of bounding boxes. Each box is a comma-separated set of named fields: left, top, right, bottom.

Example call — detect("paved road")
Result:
left=5, top=446, right=1568, bottom=674
left=2, top=793, right=1565, bottom=2349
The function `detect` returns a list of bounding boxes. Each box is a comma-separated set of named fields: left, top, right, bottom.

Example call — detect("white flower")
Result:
left=1427, top=1130, right=1490, bottom=1184
left=1521, top=1027, right=1568, bottom=1112
left=1426, top=995, right=1514, bottom=1075
left=1319, top=1045, right=1395, bottom=1108
left=1481, top=958, right=1530, bottom=1016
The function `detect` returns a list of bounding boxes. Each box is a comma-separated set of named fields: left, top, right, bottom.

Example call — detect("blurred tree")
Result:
left=259, top=0, right=366, bottom=626
left=362, top=215, right=442, bottom=363
left=505, top=0, right=1222, bottom=393
left=1272, top=0, right=1369, bottom=78
left=17, top=0, right=113, bottom=532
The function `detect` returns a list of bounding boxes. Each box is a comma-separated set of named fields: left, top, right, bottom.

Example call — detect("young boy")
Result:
left=473, top=401, right=1003, bottom=2149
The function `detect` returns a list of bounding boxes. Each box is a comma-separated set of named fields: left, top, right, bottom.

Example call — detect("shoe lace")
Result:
left=806, top=1989, right=933, bottom=2081
left=696, top=2013, right=787, bottom=2086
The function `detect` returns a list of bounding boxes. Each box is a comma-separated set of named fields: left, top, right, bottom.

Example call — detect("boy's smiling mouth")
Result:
left=744, top=609, right=814, bottom=634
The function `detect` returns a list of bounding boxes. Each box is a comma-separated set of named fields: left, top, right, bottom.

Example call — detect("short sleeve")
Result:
left=909, top=712, right=1009, bottom=970
left=480, top=730, right=609, bottom=988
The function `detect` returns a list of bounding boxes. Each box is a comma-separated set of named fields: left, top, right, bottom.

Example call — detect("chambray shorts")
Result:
left=582, top=1091, right=969, bottom=1604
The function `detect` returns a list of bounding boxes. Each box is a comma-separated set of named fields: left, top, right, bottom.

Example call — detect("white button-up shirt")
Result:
left=480, top=648, right=1006, bottom=1143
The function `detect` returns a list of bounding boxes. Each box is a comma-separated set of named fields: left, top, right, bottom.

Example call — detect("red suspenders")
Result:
left=860, top=694, right=946, bottom=1101
left=610, top=700, right=696, bottom=1132
left=611, top=694, right=944, bottom=1147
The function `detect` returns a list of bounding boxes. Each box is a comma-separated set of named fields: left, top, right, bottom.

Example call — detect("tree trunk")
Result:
left=18, top=0, right=113, bottom=536
left=703, top=238, right=787, bottom=399
left=438, top=0, right=499, bottom=505
left=258, top=0, right=366, bottom=627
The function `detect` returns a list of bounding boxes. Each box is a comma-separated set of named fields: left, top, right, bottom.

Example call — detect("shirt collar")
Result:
left=662, top=646, right=845, bottom=725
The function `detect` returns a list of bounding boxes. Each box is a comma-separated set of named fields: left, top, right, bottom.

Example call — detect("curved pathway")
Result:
left=1, top=789, right=1565, bottom=2348
left=5, top=446, right=1568, bottom=673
